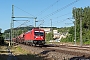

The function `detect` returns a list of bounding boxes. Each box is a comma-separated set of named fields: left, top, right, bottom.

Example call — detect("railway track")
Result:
left=42, top=44, right=90, bottom=57
left=18, top=43, right=90, bottom=60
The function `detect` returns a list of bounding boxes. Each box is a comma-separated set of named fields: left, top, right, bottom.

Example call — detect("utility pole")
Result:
left=80, top=16, right=83, bottom=46
left=35, top=18, right=38, bottom=27
left=50, top=19, right=53, bottom=40
left=74, top=7, right=77, bottom=45
left=11, top=5, right=14, bottom=46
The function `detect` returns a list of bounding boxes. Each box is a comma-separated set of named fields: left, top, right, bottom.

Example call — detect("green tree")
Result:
left=0, top=32, right=4, bottom=45
left=72, top=6, right=90, bottom=44
left=45, top=32, right=53, bottom=41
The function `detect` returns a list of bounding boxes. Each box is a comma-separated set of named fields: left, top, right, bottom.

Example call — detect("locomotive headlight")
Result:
left=36, top=36, right=37, bottom=38
left=41, top=37, right=43, bottom=39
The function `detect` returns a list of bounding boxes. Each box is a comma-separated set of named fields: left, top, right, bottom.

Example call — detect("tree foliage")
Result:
left=0, top=32, right=4, bottom=45
left=61, top=6, right=90, bottom=45
left=72, top=6, right=90, bottom=44
left=45, top=32, right=53, bottom=41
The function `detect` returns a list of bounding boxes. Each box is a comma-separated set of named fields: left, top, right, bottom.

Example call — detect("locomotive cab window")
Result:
left=34, top=31, right=44, bottom=36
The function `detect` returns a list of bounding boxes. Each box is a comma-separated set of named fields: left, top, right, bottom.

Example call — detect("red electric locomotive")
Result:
left=24, top=28, right=45, bottom=46
left=13, top=28, right=45, bottom=46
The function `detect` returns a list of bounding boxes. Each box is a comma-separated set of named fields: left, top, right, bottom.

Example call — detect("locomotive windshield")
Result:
left=34, top=31, right=44, bottom=36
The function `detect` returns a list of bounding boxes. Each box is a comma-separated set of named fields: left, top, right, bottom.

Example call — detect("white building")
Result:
left=40, top=28, right=51, bottom=34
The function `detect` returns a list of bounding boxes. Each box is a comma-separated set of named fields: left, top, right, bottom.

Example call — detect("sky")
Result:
left=0, top=0, right=90, bottom=32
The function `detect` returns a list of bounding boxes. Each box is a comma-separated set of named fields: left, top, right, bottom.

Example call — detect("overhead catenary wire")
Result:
left=12, top=0, right=80, bottom=28
left=14, top=5, right=35, bottom=17
left=54, top=17, right=73, bottom=25
left=56, top=18, right=70, bottom=23
left=36, top=0, right=61, bottom=16
left=42, top=0, right=80, bottom=19
left=43, top=12, right=71, bottom=25
left=55, top=12, right=71, bottom=19
left=15, top=20, right=30, bottom=28
left=52, top=17, right=74, bottom=28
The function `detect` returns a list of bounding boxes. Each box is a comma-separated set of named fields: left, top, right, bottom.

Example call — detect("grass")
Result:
left=12, top=46, right=43, bottom=60
left=0, top=45, right=43, bottom=60
left=13, top=46, right=29, bottom=55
